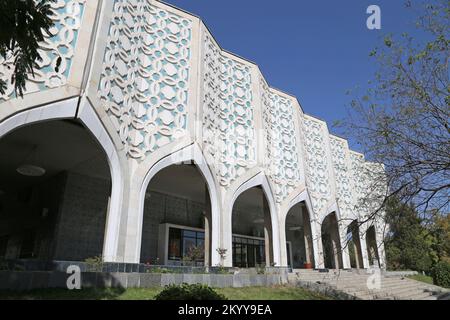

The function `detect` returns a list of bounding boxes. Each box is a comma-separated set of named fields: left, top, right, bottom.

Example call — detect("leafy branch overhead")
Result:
left=341, top=0, right=449, bottom=223
left=0, top=0, right=55, bottom=98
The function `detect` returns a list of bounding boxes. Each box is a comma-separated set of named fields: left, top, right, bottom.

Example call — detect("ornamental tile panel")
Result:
left=97, top=1, right=192, bottom=160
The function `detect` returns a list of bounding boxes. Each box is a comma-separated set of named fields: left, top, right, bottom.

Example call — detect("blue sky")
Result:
left=163, top=0, right=428, bottom=150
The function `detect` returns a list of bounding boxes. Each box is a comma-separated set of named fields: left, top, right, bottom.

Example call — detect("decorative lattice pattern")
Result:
left=202, top=31, right=256, bottom=187
left=261, top=80, right=301, bottom=203
left=303, top=117, right=332, bottom=215
left=98, top=1, right=192, bottom=160
left=330, top=136, right=353, bottom=219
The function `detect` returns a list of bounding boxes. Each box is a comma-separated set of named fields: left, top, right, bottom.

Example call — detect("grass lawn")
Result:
left=408, top=274, right=434, bottom=285
left=0, top=285, right=329, bottom=300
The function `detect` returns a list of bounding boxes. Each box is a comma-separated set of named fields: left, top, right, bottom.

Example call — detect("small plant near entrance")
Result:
left=214, top=248, right=233, bottom=274
left=84, top=255, right=103, bottom=272
left=256, top=264, right=266, bottom=275
left=182, top=245, right=204, bottom=266
left=216, top=247, right=227, bottom=266
left=0, top=260, right=26, bottom=272
left=146, top=266, right=172, bottom=274
left=155, top=283, right=227, bottom=300
left=0, top=259, right=9, bottom=271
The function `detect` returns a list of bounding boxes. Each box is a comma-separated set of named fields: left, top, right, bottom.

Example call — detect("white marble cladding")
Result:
left=330, top=136, right=355, bottom=220
left=302, top=116, right=334, bottom=216
left=97, top=0, right=192, bottom=160
left=350, top=151, right=367, bottom=215
left=261, top=79, right=301, bottom=203
left=201, top=30, right=257, bottom=187
left=0, top=0, right=86, bottom=101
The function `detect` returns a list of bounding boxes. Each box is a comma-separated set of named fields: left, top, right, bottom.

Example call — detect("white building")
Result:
left=0, top=0, right=386, bottom=270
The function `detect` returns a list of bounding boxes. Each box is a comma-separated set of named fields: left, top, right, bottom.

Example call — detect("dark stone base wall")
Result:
left=52, top=172, right=110, bottom=261
left=0, top=271, right=288, bottom=291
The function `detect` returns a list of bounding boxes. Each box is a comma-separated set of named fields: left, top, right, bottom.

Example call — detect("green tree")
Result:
left=384, top=198, right=436, bottom=272
left=0, top=0, right=55, bottom=98
left=429, top=213, right=450, bottom=262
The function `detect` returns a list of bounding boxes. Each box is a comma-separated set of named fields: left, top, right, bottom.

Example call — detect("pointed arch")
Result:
left=228, top=172, right=281, bottom=266
left=0, top=97, right=125, bottom=262
left=135, top=143, right=221, bottom=266
left=283, top=189, right=320, bottom=268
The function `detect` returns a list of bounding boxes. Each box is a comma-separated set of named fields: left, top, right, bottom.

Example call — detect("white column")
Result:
left=353, top=240, right=360, bottom=269
left=339, top=227, right=351, bottom=269
left=360, top=232, right=370, bottom=268
left=314, top=220, right=325, bottom=269
left=204, top=184, right=211, bottom=266
left=263, top=199, right=274, bottom=266
left=221, top=201, right=233, bottom=267
left=278, top=217, right=288, bottom=267
left=302, top=208, right=312, bottom=266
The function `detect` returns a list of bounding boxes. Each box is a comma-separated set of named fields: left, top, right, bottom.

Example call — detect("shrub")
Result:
left=84, top=255, right=103, bottom=272
left=146, top=267, right=172, bottom=274
left=214, top=266, right=232, bottom=274
left=0, top=259, right=9, bottom=271
left=256, top=264, right=266, bottom=275
left=155, top=283, right=227, bottom=300
left=431, top=261, right=450, bottom=288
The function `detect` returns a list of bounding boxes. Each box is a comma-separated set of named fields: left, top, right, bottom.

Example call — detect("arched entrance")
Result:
left=285, top=202, right=315, bottom=269
left=232, top=186, right=274, bottom=268
left=0, top=119, right=112, bottom=261
left=321, top=212, right=343, bottom=269
left=366, top=225, right=380, bottom=267
left=346, top=220, right=364, bottom=269
left=140, top=163, right=215, bottom=267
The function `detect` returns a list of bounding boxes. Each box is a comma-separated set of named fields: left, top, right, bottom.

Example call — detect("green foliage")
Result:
left=84, top=255, right=103, bottom=272
left=182, top=245, right=204, bottom=266
left=146, top=267, right=172, bottom=274
left=0, top=259, right=9, bottom=271
left=256, top=264, right=266, bottom=275
left=385, top=198, right=450, bottom=273
left=431, top=261, right=450, bottom=288
left=341, top=0, right=449, bottom=219
left=12, top=264, right=25, bottom=272
left=383, top=35, right=392, bottom=47
left=0, top=0, right=55, bottom=97
left=215, top=266, right=232, bottom=274
left=385, top=198, right=434, bottom=272
left=154, top=283, right=227, bottom=300
left=408, top=274, right=434, bottom=285
left=429, top=214, right=450, bottom=262
left=216, top=247, right=228, bottom=268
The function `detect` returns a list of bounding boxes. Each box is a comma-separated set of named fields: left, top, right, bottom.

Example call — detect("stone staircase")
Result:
left=288, top=269, right=449, bottom=300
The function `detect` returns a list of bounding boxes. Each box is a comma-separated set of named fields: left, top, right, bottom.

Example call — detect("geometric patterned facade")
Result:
left=0, top=1, right=386, bottom=268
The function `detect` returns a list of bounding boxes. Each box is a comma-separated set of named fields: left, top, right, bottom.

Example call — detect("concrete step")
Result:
left=340, top=281, right=426, bottom=292
left=290, top=270, right=448, bottom=300
left=379, top=280, right=433, bottom=290
left=351, top=293, right=373, bottom=300
left=400, top=291, right=435, bottom=300
left=421, top=295, right=439, bottom=300
left=295, top=275, right=369, bottom=282
left=343, top=287, right=391, bottom=298
left=370, top=286, right=429, bottom=298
